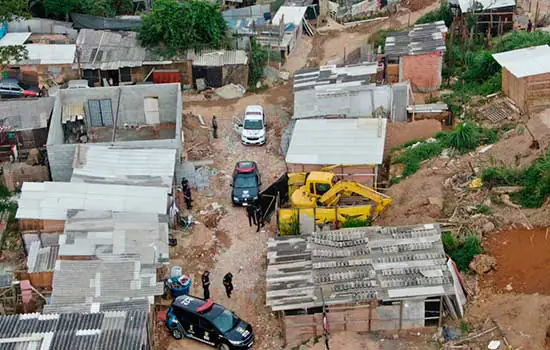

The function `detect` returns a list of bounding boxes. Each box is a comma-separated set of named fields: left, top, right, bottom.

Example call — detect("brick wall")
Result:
left=2, top=163, right=50, bottom=192
left=385, top=120, right=443, bottom=157
left=402, top=52, right=443, bottom=92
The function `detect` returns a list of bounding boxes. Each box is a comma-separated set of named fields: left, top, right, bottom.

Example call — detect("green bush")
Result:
left=441, top=123, right=480, bottom=153
left=442, top=232, right=459, bottom=252
left=342, top=217, right=372, bottom=228
left=444, top=234, right=482, bottom=271
left=416, top=1, right=453, bottom=26
left=393, top=142, right=443, bottom=177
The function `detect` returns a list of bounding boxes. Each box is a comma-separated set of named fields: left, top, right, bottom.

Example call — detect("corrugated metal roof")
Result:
left=27, top=241, right=59, bottom=273
left=385, top=21, right=447, bottom=57
left=188, top=49, right=248, bottom=66
left=58, top=209, right=169, bottom=265
left=0, top=310, right=149, bottom=349
left=19, top=44, right=76, bottom=65
left=286, top=118, right=387, bottom=165
left=0, top=97, right=54, bottom=130
left=0, top=273, right=12, bottom=289
left=0, top=32, right=31, bottom=46
left=266, top=224, right=456, bottom=311
left=294, top=63, right=379, bottom=91
left=272, top=6, right=308, bottom=26
left=43, top=258, right=163, bottom=314
left=450, top=0, right=515, bottom=12
left=222, top=5, right=270, bottom=19
left=71, top=13, right=141, bottom=31
left=492, top=45, right=550, bottom=78
left=71, top=145, right=176, bottom=189
left=16, top=182, right=168, bottom=220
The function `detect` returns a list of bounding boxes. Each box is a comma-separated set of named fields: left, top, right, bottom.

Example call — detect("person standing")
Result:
left=528, top=19, right=533, bottom=32
left=201, top=271, right=210, bottom=300
left=212, top=116, right=218, bottom=139
left=255, top=204, right=264, bottom=233
left=246, top=204, right=256, bottom=227
left=182, top=178, right=192, bottom=210
left=223, top=272, right=233, bottom=298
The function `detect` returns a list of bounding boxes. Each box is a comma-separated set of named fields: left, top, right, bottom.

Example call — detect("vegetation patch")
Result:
left=442, top=233, right=482, bottom=271
left=481, top=153, right=550, bottom=208
left=415, top=1, right=453, bottom=26
left=341, top=217, right=372, bottom=228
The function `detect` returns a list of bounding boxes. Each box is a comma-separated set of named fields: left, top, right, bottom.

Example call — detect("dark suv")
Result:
left=231, top=161, right=261, bottom=206
left=166, top=295, right=254, bottom=350
left=0, top=79, right=40, bottom=99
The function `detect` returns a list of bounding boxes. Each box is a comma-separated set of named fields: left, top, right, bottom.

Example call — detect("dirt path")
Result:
left=160, top=86, right=291, bottom=350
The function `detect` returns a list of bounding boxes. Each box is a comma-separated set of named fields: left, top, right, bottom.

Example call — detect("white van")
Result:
left=241, top=105, right=266, bottom=145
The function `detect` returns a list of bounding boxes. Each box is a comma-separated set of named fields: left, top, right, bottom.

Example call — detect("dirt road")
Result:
left=160, top=85, right=291, bottom=350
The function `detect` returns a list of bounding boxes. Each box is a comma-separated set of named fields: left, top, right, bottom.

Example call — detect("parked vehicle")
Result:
left=0, top=79, right=40, bottom=99
left=231, top=161, right=261, bottom=206
left=166, top=295, right=254, bottom=350
left=240, top=105, right=266, bottom=145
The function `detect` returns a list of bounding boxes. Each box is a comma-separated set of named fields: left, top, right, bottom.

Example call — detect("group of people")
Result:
left=201, top=271, right=234, bottom=300
left=246, top=202, right=265, bottom=232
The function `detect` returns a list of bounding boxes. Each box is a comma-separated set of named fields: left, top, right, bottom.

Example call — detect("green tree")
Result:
left=0, top=0, right=29, bottom=69
left=249, top=39, right=267, bottom=88
left=44, top=0, right=79, bottom=21
left=79, top=0, right=134, bottom=17
left=139, top=0, right=227, bottom=55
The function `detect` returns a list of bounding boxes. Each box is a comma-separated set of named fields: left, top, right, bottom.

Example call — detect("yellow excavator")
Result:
left=267, top=166, right=392, bottom=234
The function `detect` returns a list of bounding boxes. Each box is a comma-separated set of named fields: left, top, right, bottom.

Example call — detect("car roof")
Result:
left=245, top=105, right=263, bottom=114
left=172, top=295, right=225, bottom=318
left=235, top=161, right=257, bottom=172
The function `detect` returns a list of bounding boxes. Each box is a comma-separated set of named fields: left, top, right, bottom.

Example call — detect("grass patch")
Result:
left=392, top=141, right=443, bottom=177
left=341, top=217, right=372, bottom=228
left=473, top=204, right=491, bottom=215
left=443, top=233, right=482, bottom=271
left=481, top=153, right=550, bottom=208
left=460, top=320, right=471, bottom=335
left=416, top=1, right=453, bottom=26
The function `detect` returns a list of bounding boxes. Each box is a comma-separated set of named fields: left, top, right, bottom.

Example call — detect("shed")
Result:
left=448, top=0, right=515, bottom=34
left=189, top=49, right=249, bottom=88
left=492, top=45, right=550, bottom=113
left=285, top=118, right=387, bottom=185
left=272, top=6, right=308, bottom=56
left=385, top=21, right=447, bottom=92
left=266, top=224, right=466, bottom=347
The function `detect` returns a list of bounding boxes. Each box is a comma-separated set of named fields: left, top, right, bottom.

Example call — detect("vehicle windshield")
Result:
left=211, top=309, right=238, bottom=333
left=234, top=174, right=257, bottom=188
left=243, top=119, right=263, bottom=130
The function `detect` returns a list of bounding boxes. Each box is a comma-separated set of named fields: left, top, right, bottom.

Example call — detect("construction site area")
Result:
left=2, top=0, right=550, bottom=349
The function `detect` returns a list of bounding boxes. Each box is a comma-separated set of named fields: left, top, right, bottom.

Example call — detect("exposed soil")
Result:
left=401, top=0, right=438, bottom=12
left=483, top=228, right=550, bottom=294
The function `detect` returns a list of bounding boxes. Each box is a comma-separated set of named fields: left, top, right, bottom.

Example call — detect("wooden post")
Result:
left=399, top=301, right=404, bottom=330
left=368, top=300, right=374, bottom=331
left=438, top=297, right=443, bottom=327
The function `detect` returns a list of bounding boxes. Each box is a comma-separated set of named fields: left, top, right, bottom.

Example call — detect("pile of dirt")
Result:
left=469, top=254, right=497, bottom=274
left=183, top=112, right=214, bottom=160
left=198, top=202, right=227, bottom=228
left=483, top=228, right=550, bottom=294
left=401, top=0, right=438, bottom=12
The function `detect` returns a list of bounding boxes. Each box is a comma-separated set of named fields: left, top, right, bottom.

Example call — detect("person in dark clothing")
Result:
left=528, top=19, right=533, bottom=32
left=255, top=205, right=264, bottom=233
left=246, top=204, right=257, bottom=227
left=212, top=116, right=218, bottom=139
left=182, top=178, right=192, bottom=209
left=223, top=272, right=233, bottom=298
left=201, top=271, right=210, bottom=300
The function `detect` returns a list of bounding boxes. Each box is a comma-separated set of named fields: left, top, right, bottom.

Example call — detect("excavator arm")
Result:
left=318, top=181, right=392, bottom=215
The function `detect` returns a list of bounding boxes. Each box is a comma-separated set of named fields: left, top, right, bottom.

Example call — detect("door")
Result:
left=198, top=318, right=218, bottom=346
left=144, top=97, right=160, bottom=124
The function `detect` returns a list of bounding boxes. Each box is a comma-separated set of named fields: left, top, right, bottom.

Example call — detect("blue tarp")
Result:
left=0, top=22, right=7, bottom=40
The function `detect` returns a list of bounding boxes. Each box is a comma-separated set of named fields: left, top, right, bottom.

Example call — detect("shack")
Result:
left=448, top=0, right=515, bottom=35
left=492, top=45, right=550, bottom=113
left=272, top=6, right=309, bottom=57
left=385, top=21, right=447, bottom=92
left=285, top=118, right=386, bottom=186
left=266, top=224, right=466, bottom=347
left=189, top=50, right=249, bottom=88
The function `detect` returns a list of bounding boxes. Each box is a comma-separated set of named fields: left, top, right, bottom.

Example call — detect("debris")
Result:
left=491, top=319, right=512, bottom=349
left=478, top=144, right=493, bottom=153
left=505, top=283, right=513, bottom=291
left=455, top=327, right=498, bottom=345
left=491, top=186, right=524, bottom=194
left=469, top=177, right=483, bottom=189
left=488, top=340, right=501, bottom=349
left=428, top=196, right=444, bottom=210
left=197, top=114, right=206, bottom=126
left=279, top=71, right=290, bottom=81
left=196, top=78, right=207, bottom=92
left=199, top=202, right=227, bottom=228
left=469, top=254, right=497, bottom=274
left=215, top=84, right=246, bottom=99
left=501, top=194, right=521, bottom=209
left=482, top=221, right=496, bottom=234
left=443, top=327, right=459, bottom=341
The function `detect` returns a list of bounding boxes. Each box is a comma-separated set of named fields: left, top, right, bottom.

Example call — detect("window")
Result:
left=210, top=310, right=237, bottom=333
left=119, top=67, right=132, bottom=82
left=87, top=99, right=114, bottom=127
left=199, top=318, right=215, bottom=332
left=83, top=70, right=100, bottom=84
left=315, top=183, right=331, bottom=195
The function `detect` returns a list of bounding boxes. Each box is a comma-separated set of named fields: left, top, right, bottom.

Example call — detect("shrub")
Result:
left=341, top=217, right=372, bottom=228
left=446, top=235, right=482, bottom=271
left=441, top=123, right=480, bottom=153
left=393, top=142, right=443, bottom=177
left=416, top=1, right=453, bottom=26
left=442, top=232, right=459, bottom=252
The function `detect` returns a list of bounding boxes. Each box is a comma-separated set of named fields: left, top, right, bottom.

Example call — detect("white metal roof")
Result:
left=451, top=0, right=516, bottom=12
left=492, top=45, right=550, bottom=78
left=286, top=118, right=387, bottom=165
left=16, top=182, right=168, bottom=220
left=23, top=44, right=76, bottom=65
left=0, top=32, right=31, bottom=46
left=71, top=145, right=176, bottom=190
left=272, top=6, right=308, bottom=26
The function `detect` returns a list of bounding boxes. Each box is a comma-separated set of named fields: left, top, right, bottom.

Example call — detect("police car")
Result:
left=166, top=295, right=255, bottom=349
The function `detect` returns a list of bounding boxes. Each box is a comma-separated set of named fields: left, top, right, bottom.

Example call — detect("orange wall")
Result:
left=402, top=52, right=443, bottom=92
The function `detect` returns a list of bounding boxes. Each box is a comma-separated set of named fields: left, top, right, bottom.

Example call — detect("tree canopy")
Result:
left=139, top=0, right=228, bottom=55
left=43, top=0, right=133, bottom=20
left=0, top=0, right=29, bottom=67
